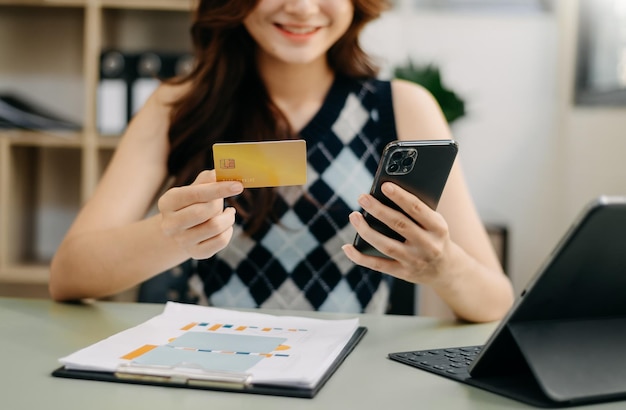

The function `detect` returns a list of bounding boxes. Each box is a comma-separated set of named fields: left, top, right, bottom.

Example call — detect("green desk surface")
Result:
left=0, top=297, right=618, bottom=409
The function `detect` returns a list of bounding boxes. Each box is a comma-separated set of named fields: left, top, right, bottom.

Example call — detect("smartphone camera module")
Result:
left=385, top=148, right=417, bottom=175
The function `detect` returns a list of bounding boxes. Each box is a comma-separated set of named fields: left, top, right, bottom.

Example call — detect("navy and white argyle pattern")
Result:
left=197, top=76, right=398, bottom=313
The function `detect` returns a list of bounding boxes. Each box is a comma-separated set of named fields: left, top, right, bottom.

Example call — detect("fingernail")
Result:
left=230, top=182, right=243, bottom=193
left=358, top=195, right=371, bottom=208
left=349, top=212, right=361, bottom=227
left=382, top=182, right=395, bottom=194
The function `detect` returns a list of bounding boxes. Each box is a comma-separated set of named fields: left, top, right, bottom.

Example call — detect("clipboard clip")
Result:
left=114, top=362, right=252, bottom=390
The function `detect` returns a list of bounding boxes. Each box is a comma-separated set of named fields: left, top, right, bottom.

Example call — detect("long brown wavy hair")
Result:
left=168, top=0, right=391, bottom=235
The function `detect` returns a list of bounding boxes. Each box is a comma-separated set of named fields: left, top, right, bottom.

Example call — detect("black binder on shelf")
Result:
left=130, top=51, right=194, bottom=117
left=97, top=50, right=132, bottom=135
left=97, top=50, right=193, bottom=135
left=389, top=196, right=626, bottom=407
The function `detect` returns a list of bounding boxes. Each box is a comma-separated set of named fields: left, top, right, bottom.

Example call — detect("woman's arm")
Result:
left=49, top=84, right=242, bottom=301
left=343, top=79, right=514, bottom=322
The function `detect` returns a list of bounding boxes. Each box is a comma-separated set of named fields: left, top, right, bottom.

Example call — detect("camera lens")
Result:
left=391, top=151, right=403, bottom=161
left=402, top=157, right=413, bottom=167
left=388, top=163, right=399, bottom=173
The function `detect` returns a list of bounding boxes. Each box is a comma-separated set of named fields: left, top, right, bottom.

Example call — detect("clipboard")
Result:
left=52, top=326, right=367, bottom=398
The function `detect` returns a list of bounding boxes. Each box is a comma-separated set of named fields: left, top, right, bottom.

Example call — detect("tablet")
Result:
left=389, top=196, right=626, bottom=407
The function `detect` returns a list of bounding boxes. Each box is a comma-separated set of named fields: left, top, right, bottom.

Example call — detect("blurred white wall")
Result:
left=556, top=2, right=626, bottom=221
left=362, top=1, right=626, bottom=293
left=362, top=6, right=561, bottom=291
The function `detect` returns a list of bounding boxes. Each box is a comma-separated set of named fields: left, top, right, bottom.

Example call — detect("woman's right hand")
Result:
left=157, top=170, right=244, bottom=260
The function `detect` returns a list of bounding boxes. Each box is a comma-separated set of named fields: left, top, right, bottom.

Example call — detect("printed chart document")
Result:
left=53, top=302, right=366, bottom=398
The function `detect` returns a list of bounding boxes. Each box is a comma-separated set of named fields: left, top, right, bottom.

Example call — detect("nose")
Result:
left=284, top=0, right=318, bottom=16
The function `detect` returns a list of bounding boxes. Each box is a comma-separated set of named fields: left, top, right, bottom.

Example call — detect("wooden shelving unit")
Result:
left=0, top=0, right=193, bottom=297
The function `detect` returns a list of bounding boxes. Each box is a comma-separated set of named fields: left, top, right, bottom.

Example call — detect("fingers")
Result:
left=348, top=211, right=404, bottom=260
left=173, top=207, right=237, bottom=260
left=378, top=182, right=440, bottom=232
left=158, top=170, right=243, bottom=213
left=157, top=170, right=244, bottom=260
left=362, top=183, right=446, bottom=237
left=193, top=169, right=216, bottom=184
left=341, top=244, right=401, bottom=276
left=346, top=182, right=450, bottom=284
left=161, top=200, right=220, bottom=233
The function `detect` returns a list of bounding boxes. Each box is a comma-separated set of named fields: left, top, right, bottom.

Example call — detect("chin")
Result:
left=262, top=44, right=326, bottom=66
left=280, top=53, right=327, bottom=67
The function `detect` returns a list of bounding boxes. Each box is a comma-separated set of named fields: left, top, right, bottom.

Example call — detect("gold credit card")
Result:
left=213, top=140, right=307, bottom=188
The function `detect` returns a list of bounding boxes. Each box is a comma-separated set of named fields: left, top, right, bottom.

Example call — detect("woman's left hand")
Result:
left=342, top=181, right=454, bottom=287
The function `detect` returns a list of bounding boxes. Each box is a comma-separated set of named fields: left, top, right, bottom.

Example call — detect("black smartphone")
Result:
left=353, top=139, right=459, bottom=258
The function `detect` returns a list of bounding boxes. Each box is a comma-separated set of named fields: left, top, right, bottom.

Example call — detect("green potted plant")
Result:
left=394, top=60, right=466, bottom=124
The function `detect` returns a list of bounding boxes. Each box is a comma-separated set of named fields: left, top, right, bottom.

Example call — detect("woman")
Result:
left=50, top=0, right=513, bottom=322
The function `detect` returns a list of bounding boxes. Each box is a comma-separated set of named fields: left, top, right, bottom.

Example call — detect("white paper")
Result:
left=59, top=302, right=359, bottom=388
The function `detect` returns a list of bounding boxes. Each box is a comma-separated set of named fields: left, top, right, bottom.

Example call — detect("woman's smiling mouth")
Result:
left=275, top=23, right=322, bottom=36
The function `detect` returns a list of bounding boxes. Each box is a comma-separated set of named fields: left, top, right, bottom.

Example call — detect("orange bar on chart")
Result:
left=121, top=344, right=158, bottom=360
left=180, top=322, right=197, bottom=331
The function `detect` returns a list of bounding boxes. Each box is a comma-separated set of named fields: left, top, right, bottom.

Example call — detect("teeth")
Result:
left=281, top=25, right=317, bottom=34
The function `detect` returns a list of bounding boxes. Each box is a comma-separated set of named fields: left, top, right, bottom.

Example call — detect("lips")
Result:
left=275, top=23, right=321, bottom=35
